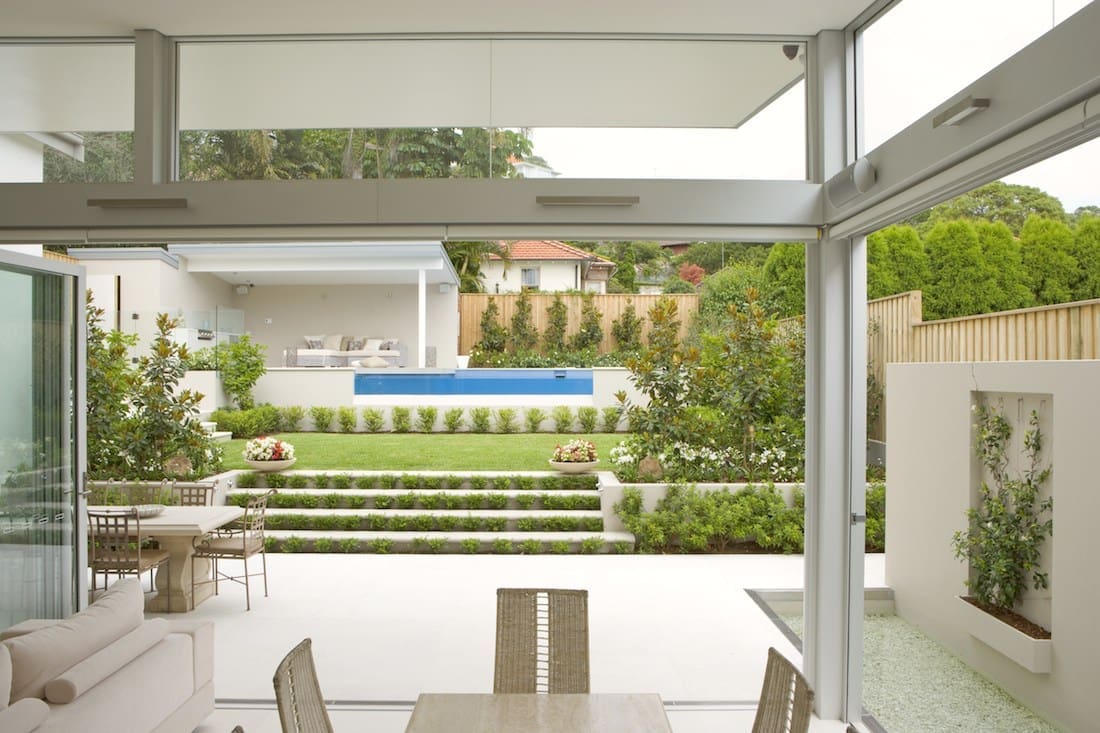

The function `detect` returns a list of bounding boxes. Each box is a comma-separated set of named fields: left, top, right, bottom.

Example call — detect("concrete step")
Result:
left=264, top=530, right=635, bottom=554
left=211, top=431, right=233, bottom=443
left=266, top=508, right=602, bottom=519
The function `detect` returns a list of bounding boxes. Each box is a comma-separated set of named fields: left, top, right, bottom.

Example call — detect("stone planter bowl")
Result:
left=244, top=458, right=297, bottom=472
left=548, top=459, right=599, bottom=474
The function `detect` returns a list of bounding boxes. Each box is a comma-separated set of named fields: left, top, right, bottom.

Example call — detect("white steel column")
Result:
left=417, top=269, right=427, bottom=368
left=133, top=30, right=176, bottom=184
left=803, top=29, right=866, bottom=723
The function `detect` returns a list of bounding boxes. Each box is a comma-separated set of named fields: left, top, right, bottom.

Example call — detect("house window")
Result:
left=521, top=268, right=540, bottom=291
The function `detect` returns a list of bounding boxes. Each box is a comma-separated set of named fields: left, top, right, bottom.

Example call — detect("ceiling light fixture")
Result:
left=932, top=96, right=990, bottom=128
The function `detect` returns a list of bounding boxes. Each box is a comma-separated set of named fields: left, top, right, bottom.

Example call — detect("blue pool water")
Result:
left=354, top=368, right=593, bottom=396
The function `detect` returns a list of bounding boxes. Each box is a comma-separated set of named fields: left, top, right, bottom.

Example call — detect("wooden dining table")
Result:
left=404, top=693, right=673, bottom=733
left=87, top=504, right=244, bottom=612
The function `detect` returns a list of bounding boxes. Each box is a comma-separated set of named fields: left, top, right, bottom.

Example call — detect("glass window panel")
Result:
left=858, top=0, right=1091, bottom=153
left=0, top=258, right=79, bottom=625
left=0, top=44, right=134, bottom=183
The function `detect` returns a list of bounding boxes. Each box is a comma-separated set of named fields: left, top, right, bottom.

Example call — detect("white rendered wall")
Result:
left=481, top=261, right=580, bottom=294
left=238, top=283, right=458, bottom=368
left=886, top=360, right=1100, bottom=732
left=0, top=134, right=44, bottom=183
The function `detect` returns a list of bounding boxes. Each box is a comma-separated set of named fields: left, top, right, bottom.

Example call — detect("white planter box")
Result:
left=956, top=596, right=1052, bottom=674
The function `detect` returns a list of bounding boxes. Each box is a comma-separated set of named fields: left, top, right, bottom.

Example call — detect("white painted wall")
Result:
left=0, top=134, right=44, bottom=183
left=239, top=283, right=459, bottom=368
left=482, top=260, right=583, bottom=294
left=252, top=368, right=355, bottom=410
left=886, top=360, right=1100, bottom=732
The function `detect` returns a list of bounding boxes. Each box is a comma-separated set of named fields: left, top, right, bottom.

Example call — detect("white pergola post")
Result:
left=417, top=268, right=427, bottom=368
left=803, top=29, right=866, bottom=723
left=133, top=30, right=175, bottom=184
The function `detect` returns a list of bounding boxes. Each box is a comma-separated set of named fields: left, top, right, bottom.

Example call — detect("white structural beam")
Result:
left=417, top=269, right=427, bottom=369
left=133, top=30, right=175, bottom=184
left=803, top=28, right=865, bottom=723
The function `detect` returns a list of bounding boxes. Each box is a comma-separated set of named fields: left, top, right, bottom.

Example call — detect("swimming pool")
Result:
left=354, top=368, right=593, bottom=396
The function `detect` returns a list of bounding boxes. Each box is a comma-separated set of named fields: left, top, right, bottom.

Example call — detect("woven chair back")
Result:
left=242, top=489, right=274, bottom=541
left=751, top=647, right=815, bottom=733
left=494, top=588, right=589, bottom=694
left=273, top=638, right=334, bottom=733
left=172, top=482, right=215, bottom=506
left=87, top=509, right=142, bottom=570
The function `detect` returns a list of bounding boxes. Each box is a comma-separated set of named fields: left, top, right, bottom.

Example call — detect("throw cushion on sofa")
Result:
left=44, top=618, right=170, bottom=704
left=303, top=335, right=324, bottom=349
left=364, top=338, right=383, bottom=351
left=2, top=578, right=144, bottom=702
left=322, top=334, right=344, bottom=350
left=346, top=337, right=365, bottom=350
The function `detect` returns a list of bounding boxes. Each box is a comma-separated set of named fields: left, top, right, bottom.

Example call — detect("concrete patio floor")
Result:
left=183, top=553, right=885, bottom=732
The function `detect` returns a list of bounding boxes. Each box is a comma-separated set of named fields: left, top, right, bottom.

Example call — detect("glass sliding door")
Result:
left=0, top=249, right=84, bottom=626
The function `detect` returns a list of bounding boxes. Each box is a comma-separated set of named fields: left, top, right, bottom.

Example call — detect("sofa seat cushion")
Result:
left=2, top=578, right=144, bottom=702
left=37, top=632, right=194, bottom=733
left=44, top=618, right=170, bottom=704
left=0, top=697, right=49, bottom=733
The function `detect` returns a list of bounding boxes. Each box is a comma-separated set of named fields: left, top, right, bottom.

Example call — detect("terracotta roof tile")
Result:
left=487, top=240, right=615, bottom=265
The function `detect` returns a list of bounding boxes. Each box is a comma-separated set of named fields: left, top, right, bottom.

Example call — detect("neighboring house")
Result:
left=482, top=240, right=616, bottom=294
left=508, top=155, right=560, bottom=179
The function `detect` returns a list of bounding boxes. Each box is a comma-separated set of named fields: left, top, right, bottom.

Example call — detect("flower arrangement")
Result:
left=552, top=439, right=598, bottom=463
left=243, top=436, right=295, bottom=462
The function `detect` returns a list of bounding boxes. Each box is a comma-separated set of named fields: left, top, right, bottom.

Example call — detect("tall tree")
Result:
left=909, top=181, right=1066, bottom=236
left=1070, top=217, right=1100, bottom=300
left=761, top=242, right=805, bottom=318
left=611, top=243, right=637, bottom=293
left=1020, top=215, right=1077, bottom=305
left=923, top=221, right=999, bottom=320
left=975, top=221, right=1033, bottom=311
left=866, top=225, right=928, bottom=299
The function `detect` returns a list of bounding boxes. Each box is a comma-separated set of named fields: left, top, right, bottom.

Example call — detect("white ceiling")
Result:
left=0, top=0, right=878, bottom=38
left=168, top=242, right=460, bottom=287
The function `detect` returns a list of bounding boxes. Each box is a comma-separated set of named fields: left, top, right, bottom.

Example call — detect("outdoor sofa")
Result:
left=0, top=578, right=215, bottom=733
left=285, top=333, right=405, bottom=367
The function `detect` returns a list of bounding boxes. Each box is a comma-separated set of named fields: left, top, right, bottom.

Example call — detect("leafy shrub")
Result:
left=460, top=538, right=481, bottom=554
left=462, top=494, right=483, bottom=509
left=378, top=474, right=397, bottom=490
left=321, top=493, right=342, bottom=509
left=485, top=517, right=508, bottom=531
left=366, top=514, right=388, bottom=530
left=212, top=406, right=280, bottom=439
left=420, top=476, right=441, bottom=490
left=443, top=408, right=465, bottom=433
left=476, top=297, right=508, bottom=354
left=486, top=494, right=508, bottom=510
left=348, top=495, right=366, bottom=509
left=283, top=536, right=306, bottom=553
left=601, top=405, right=623, bottom=433
left=391, top=406, right=412, bottom=433
left=362, top=408, right=385, bottom=433
left=580, top=537, right=603, bottom=554
left=611, top=300, right=643, bottom=351
left=549, top=541, right=571, bottom=554
left=468, top=476, right=488, bottom=491
left=437, top=516, right=459, bottom=531
left=614, top=542, right=633, bottom=554
left=470, top=407, right=491, bottom=433
left=516, top=494, right=536, bottom=510
left=309, top=406, right=334, bottom=432
left=615, top=484, right=804, bottom=554
left=570, top=292, right=603, bottom=350
left=494, top=408, right=518, bottom=434
left=539, top=475, right=561, bottom=491
left=524, top=407, right=547, bottom=433
left=266, top=473, right=288, bottom=489
left=461, top=516, right=483, bottom=531
left=356, top=476, right=375, bottom=490
left=515, top=476, right=535, bottom=491
left=235, top=472, right=258, bottom=489
left=412, top=515, right=435, bottom=531
left=419, top=493, right=443, bottom=510
left=338, top=538, right=361, bottom=553
left=287, top=474, right=309, bottom=489
left=491, top=538, right=513, bottom=554
left=297, top=493, right=317, bottom=508
left=369, top=539, right=394, bottom=554
left=443, top=494, right=465, bottom=510
left=518, top=539, right=542, bottom=555
left=399, top=474, right=420, bottom=490
left=576, top=407, right=598, bottom=433
left=219, top=335, right=268, bottom=410
left=415, top=407, right=438, bottom=433
left=543, top=295, right=568, bottom=352
left=313, top=538, right=334, bottom=553
left=516, top=517, right=538, bottom=531
left=313, top=474, right=331, bottom=489
left=331, top=474, right=352, bottom=490
left=551, top=406, right=574, bottom=433
left=509, top=290, right=539, bottom=352
left=442, top=475, right=462, bottom=490
left=865, top=483, right=885, bottom=552
left=396, top=492, right=417, bottom=509
left=279, top=406, right=305, bottom=432
left=337, top=406, right=358, bottom=433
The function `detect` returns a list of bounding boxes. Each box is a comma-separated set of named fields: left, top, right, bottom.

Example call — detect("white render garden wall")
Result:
left=885, top=360, right=1100, bottom=732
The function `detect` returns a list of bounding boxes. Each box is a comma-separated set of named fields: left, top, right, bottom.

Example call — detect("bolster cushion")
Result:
left=0, top=697, right=49, bottom=733
left=44, top=618, right=169, bottom=704
left=1, top=578, right=144, bottom=702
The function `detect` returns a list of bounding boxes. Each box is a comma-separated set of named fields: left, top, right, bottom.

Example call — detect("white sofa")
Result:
left=0, top=579, right=214, bottom=733
left=286, top=333, right=405, bottom=367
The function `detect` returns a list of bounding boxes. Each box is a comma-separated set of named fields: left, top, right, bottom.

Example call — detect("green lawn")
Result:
left=222, top=432, right=623, bottom=472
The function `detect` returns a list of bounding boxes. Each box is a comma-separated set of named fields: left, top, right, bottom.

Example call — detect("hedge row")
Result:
left=232, top=491, right=599, bottom=511
left=264, top=513, right=603, bottom=532
left=237, top=472, right=598, bottom=492
left=264, top=536, right=625, bottom=555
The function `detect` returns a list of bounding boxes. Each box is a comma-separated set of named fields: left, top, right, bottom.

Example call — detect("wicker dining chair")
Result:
left=273, top=638, right=334, bottom=733
left=190, top=489, right=274, bottom=610
left=751, top=647, right=815, bottom=733
left=87, top=508, right=171, bottom=612
left=494, top=588, right=589, bottom=694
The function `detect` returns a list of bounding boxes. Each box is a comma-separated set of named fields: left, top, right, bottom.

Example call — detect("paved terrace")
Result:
left=181, top=553, right=885, bottom=732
